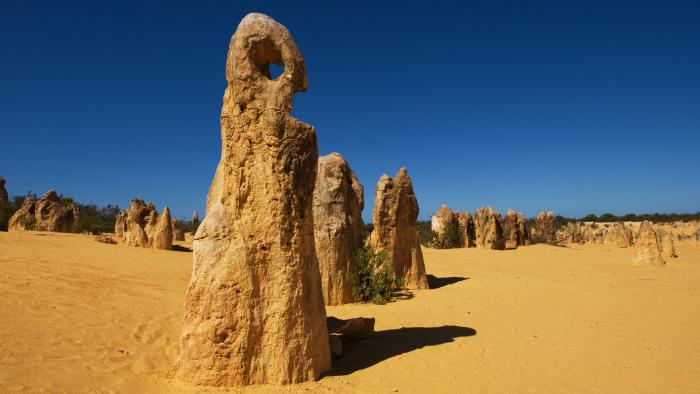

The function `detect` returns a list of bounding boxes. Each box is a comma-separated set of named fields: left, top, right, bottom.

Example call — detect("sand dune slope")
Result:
left=1, top=231, right=699, bottom=393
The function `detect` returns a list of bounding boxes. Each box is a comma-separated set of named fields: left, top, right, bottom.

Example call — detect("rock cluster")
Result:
left=313, top=152, right=364, bottom=305
left=0, top=177, right=8, bottom=231
left=8, top=190, right=79, bottom=233
left=115, top=199, right=173, bottom=250
left=367, top=168, right=429, bottom=289
left=178, top=13, right=330, bottom=387
left=474, top=206, right=504, bottom=250
left=531, top=211, right=555, bottom=244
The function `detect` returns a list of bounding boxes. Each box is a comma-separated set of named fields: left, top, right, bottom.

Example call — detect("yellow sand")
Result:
left=1, top=231, right=699, bottom=393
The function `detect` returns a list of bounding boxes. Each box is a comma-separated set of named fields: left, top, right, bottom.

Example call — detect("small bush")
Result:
left=352, top=247, right=404, bottom=304
left=430, top=221, right=461, bottom=249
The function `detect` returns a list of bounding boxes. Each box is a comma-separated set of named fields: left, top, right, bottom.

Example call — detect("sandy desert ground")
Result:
left=1, top=231, right=699, bottom=393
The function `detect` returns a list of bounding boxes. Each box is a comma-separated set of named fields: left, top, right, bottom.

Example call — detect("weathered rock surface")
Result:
left=0, top=177, right=9, bottom=231
left=503, top=209, right=528, bottom=248
left=604, top=222, right=632, bottom=248
left=366, top=168, right=429, bottom=289
left=120, top=199, right=151, bottom=248
left=531, top=211, right=556, bottom=244
left=172, top=219, right=185, bottom=241
left=114, top=212, right=125, bottom=238
left=117, top=199, right=173, bottom=250
left=473, top=206, right=504, bottom=250
left=431, top=205, right=456, bottom=235
left=8, top=190, right=80, bottom=233
left=430, top=205, right=462, bottom=248
left=456, top=211, right=476, bottom=248
left=659, top=230, right=677, bottom=260
left=633, top=221, right=665, bottom=266
left=178, top=13, right=330, bottom=387
left=94, top=234, right=117, bottom=244
left=313, top=153, right=364, bottom=305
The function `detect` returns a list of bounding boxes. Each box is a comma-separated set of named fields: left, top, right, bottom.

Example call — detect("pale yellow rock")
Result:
left=8, top=190, right=79, bottom=233
left=313, top=152, right=364, bottom=305
left=474, top=206, right=504, bottom=250
left=604, top=222, right=632, bottom=248
left=121, top=199, right=150, bottom=248
left=177, top=13, right=330, bottom=387
left=431, top=205, right=455, bottom=235
left=660, top=230, right=677, bottom=260
left=633, top=221, right=665, bottom=266
left=367, top=168, right=429, bottom=289
left=152, top=207, right=173, bottom=250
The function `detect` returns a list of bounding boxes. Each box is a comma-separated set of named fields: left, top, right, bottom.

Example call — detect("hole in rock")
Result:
left=268, top=63, right=284, bottom=79
left=249, top=37, right=285, bottom=80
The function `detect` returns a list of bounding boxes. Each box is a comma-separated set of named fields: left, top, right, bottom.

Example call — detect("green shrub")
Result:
left=352, top=247, right=405, bottom=304
left=430, top=221, right=461, bottom=249
left=77, top=203, right=120, bottom=234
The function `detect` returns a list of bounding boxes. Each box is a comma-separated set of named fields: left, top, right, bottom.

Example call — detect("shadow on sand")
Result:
left=328, top=325, right=476, bottom=375
left=427, top=275, right=468, bottom=289
left=172, top=244, right=193, bottom=252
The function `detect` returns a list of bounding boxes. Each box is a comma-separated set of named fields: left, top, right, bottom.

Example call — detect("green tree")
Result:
left=352, top=247, right=405, bottom=304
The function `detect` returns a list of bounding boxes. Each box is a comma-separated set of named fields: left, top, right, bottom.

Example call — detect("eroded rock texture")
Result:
left=503, top=209, right=528, bottom=249
left=430, top=205, right=462, bottom=249
left=0, top=177, right=9, bottom=231
left=367, top=168, right=429, bottom=289
left=456, top=211, right=476, bottom=248
left=474, top=206, right=504, bottom=250
left=117, top=199, right=173, bottom=250
left=178, top=13, right=330, bottom=386
left=659, top=229, right=677, bottom=260
left=313, top=152, right=364, bottom=305
left=604, top=222, right=632, bottom=248
left=8, top=190, right=79, bottom=233
left=531, top=211, right=556, bottom=244
left=431, top=205, right=456, bottom=235
left=633, top=221, right=665, bottom=266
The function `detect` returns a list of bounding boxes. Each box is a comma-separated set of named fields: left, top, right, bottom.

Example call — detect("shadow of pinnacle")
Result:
left=427, top=275, right=469, bottom=289
left=327, top=325, right=477, bottom=376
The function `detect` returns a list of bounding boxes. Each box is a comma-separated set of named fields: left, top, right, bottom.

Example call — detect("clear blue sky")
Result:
left=1, top=1, right=698, bottom=221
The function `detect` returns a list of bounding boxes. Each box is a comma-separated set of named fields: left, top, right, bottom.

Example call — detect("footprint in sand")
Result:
left=132, top=321, right=164, bottom=345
